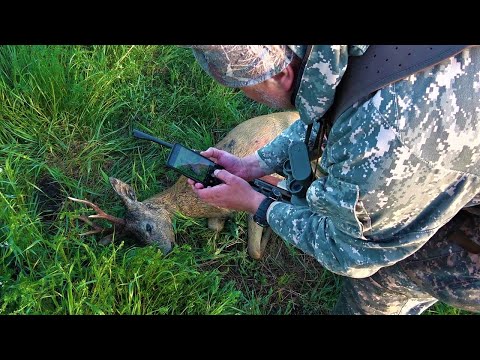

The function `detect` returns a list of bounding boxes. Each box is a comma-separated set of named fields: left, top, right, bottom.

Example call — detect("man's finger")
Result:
left=200, top=147, right=218, bottom=158
left=213, top=169, right=236, bottom=184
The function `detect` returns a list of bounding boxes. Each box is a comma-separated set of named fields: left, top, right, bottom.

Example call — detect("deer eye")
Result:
left=146, top=224, right=153, bottom=233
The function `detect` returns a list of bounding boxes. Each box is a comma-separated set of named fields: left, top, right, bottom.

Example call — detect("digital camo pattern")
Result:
left=333, top=210, right=480, bottom=314
left=295, top=45, right=368, bottom=125
left=256, top=45, right=369, bottom=172
left=258, top=46, right=480, bottom=285
left=188, top=45, right=295, bottom=88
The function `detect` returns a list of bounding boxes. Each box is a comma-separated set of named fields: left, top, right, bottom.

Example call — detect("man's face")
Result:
left=240, top=80, right=295, bottom=110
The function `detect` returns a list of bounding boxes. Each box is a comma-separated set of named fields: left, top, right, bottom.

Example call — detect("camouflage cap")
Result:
left=187, top=45, right=296, bottom=88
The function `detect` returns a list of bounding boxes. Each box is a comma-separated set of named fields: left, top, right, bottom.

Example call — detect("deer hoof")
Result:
left=247, top=215, right=272, bottom=260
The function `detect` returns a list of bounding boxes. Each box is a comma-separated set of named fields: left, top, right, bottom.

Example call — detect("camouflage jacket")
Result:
left=256, top=45, right=480, bottom=278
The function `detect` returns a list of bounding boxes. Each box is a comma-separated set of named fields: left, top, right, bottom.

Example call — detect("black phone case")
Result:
left=166, top=144, right=223, bottom=186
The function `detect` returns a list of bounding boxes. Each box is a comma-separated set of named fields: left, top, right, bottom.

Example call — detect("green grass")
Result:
left=0, top=45, right=472, bottom=315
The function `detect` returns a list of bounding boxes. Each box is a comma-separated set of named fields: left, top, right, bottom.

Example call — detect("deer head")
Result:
left=69, top=177, right=174, bottom=254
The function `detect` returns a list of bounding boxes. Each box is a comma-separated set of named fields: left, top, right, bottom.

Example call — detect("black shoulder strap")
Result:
left=329, top=45, right=470, bottom=122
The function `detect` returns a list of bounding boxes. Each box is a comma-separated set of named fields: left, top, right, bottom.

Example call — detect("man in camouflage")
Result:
left=186, top=45, right=480, bottom=315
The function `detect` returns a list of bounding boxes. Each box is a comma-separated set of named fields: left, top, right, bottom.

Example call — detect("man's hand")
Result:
left=188, top=169, right=266, bottom=214
left=200, top=147, right=266, bottom=181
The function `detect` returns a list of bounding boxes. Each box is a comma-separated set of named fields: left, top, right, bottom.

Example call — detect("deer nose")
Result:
left=161, top=242, right=174, bottom=254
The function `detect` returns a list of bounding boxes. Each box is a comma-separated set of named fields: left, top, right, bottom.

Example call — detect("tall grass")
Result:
left=0, top=45, right=471, bottom=314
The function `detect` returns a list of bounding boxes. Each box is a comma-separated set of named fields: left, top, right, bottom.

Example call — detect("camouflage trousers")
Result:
left=333, top=209, right=480, bottom=315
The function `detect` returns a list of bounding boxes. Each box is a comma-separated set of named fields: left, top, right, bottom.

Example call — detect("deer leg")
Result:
left=208, top=217, right=226, bottom=232
left=260, top=227, right=272, bottom=256
left=247, top=214, right=272, bottom=260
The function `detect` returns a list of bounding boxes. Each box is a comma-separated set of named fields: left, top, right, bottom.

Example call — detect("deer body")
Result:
left=72, top=112, right=299, bottom=258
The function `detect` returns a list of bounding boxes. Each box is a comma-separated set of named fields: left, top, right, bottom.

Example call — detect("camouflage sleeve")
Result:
left=266, top=176, right=422, bottom=279
left=263, top=98, right=427, bottom=278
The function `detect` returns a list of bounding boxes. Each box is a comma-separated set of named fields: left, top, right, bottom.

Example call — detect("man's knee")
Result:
left=400, top=210, right=480, bottom=312
left=332, top=271, right=426, bottom=315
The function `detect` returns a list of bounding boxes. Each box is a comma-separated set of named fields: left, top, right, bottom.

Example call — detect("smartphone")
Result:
left=166, top=143, right=222, bottom=187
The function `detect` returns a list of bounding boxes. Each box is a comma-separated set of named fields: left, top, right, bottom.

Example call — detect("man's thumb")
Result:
left=201, top=147, right=216, bottom=158
left=213, top=169, right=231, bottom=183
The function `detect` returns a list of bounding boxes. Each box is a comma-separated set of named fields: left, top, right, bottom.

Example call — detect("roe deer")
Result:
left=69, top=111, right=299, bottom=259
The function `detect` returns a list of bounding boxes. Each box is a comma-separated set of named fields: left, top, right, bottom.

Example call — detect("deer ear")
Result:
left=109, top=177, right=138, bottom=204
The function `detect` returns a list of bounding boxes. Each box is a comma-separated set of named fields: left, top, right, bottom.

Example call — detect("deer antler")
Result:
left=68, top=197, right=126, bottom=236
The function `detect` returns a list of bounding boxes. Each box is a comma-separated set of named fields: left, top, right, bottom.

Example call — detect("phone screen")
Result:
left=167, top=144, right=215, bottom=184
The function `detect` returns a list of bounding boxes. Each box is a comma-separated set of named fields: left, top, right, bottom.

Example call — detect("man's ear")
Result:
left=271, top=63, right=296, bottom=92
